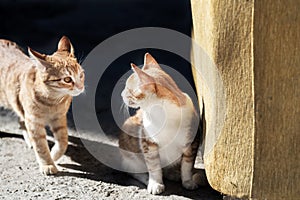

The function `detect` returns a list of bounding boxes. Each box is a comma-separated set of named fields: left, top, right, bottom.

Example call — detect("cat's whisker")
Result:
left=81, top=89, right=87, bottom=96
left=78, top=52, right=86, bottom=64
left=124, top=108, right=130, bottom=120
left=120, top=102, right=130, bottom=119
left=119, top=102, right=124, bottom=113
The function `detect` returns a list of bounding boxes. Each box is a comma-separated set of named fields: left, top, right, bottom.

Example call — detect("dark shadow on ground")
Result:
left=60, top=135, right=222, bottom=199
left=0, top=131, right=24, bottom=139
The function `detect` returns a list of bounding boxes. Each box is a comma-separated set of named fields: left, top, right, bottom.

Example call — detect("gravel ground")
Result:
left=0, top=134, right=222, bottom=200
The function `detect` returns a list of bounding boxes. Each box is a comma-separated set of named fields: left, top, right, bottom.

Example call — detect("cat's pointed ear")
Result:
left=57, top=36, right=75, bottom=57
left=28, top=47, right=52, bottom=71
left=131, top=63, right=155, bottom=85
left=142, top=53, right=161, bottom=70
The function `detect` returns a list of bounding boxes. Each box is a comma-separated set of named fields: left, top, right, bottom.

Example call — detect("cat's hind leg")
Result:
left=49, top=116, right=68, bottom=161
left=22, top=130, right=33, bottom=148
left=181, top=133, right=201, bottom=190
left=11, top=99, right=32, bottom=148
left=192, top=168, right=208, bottom=186
left=163, top=164, right=208, bottom=186
left=19, top=120, right=32, bottom=148
left=181, top=149, right=198, bottom=190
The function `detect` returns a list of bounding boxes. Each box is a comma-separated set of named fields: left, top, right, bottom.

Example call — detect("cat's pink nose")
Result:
left=76, top=83, right=84, bottom=90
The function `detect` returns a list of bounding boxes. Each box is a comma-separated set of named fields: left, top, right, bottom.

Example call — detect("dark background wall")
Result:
left=0, top=0, right=192, bottom=56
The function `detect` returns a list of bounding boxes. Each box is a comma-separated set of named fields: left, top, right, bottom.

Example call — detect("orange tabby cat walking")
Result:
left=0, top=36, right=84, bottom=175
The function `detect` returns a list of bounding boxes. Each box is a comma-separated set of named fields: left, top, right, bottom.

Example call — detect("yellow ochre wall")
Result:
left=191, top=0, right=300, bottom=199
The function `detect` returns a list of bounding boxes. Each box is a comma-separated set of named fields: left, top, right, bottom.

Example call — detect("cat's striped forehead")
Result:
left=48, top=55, right=83, bottom=74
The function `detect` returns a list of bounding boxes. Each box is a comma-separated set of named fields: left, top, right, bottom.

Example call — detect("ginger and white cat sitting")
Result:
left=0, top=36, right=84, bottom=175
left=119, top=53, right=202, bottom=195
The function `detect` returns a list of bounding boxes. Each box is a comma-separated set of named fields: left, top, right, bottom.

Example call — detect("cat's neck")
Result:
left=141, top=93, right=195, bottom=121
left=141, top=96, right=195, bottom=145
left=140, top=92, right=188, bottom=110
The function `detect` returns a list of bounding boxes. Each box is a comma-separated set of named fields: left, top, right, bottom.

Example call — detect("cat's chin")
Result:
left=124, top=103, right=139, bottom=109
left=128, top=104, right=140, bottom=109
left=126, top=102, right=140, bottom=109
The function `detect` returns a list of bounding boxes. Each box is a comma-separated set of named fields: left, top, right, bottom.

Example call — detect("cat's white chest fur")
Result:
left=142, top=94, right=195, bottom=167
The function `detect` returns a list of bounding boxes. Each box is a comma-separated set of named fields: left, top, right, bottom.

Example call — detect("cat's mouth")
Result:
left=70, top=88, right=85, bottom=96
left=125, top=99, right=139, bottom=108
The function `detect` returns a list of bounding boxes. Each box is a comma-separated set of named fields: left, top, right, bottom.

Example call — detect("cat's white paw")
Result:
left=147, top=180, right=165, bottom=195
left=40, top=164, right=58, bottom=175
left=182, top=180, right=198, bottom=190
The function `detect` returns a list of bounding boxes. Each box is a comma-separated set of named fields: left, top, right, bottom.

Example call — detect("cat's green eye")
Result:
left=63, top=77, right=72, bottom=83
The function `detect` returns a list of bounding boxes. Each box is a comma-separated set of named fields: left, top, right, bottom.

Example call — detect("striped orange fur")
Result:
left=0, top=36, right=84, bottom=175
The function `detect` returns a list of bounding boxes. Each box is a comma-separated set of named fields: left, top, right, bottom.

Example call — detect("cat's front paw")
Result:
left=182, top=180, right=198, bottom=190
left=147, top=180, right=165, bottom=195
left=40, top=164, right=58, bottom=175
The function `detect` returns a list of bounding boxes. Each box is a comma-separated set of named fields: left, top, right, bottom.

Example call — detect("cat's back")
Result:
left=0, top=39, right=20, bottom=52
left=0, top=40, right=34, bottom=107
left=0, top=39, right=33, bottom=89
left=0, top=39, right=31, bottom=66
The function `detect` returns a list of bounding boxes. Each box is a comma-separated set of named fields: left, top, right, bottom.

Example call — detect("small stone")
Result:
left=104, top=191, right=110, bottom=197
